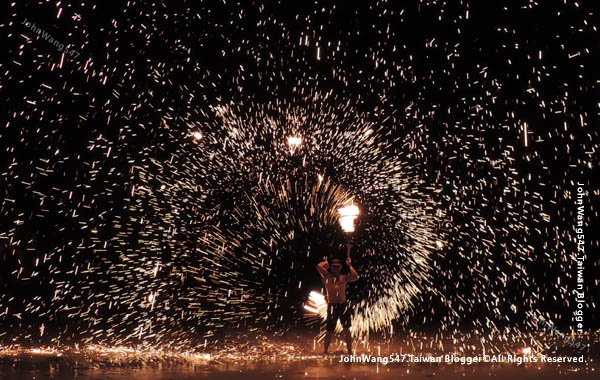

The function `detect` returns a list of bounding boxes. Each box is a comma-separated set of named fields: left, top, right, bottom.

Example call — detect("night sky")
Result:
left=1, top=0, right=598, bottom=350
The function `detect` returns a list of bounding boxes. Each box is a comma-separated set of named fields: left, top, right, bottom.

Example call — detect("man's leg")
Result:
left=324, top=304, right=337, bottom=354
left=341, top=304, right=353, bottom=355
left=324, top=331, right=333, bottom=354
left=343, top=328, right=352, bottom=355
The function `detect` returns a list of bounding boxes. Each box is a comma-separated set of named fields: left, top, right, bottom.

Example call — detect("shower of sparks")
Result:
left=1, top=0, right=597, bottom=356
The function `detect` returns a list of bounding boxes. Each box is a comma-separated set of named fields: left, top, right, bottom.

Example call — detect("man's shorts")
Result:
left=326, top=302, right=351, bottom=332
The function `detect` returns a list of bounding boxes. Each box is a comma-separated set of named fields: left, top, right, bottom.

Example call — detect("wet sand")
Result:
left=0, top=359, right=597, bottom=380
left=1, top=334, right=597, bottom=379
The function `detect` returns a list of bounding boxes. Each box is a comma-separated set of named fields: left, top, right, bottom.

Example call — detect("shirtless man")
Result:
left=316, top=246, right=359, bottom=355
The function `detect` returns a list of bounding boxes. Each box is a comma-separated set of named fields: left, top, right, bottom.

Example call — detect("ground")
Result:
left=1, top=333, right=598, bottom=379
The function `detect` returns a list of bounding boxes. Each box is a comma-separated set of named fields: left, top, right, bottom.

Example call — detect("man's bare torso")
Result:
left=323, top=273, right=348, bottom=303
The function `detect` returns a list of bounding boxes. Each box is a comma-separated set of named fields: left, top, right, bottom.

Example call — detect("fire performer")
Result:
left=316, top=243, right=359, bottom=355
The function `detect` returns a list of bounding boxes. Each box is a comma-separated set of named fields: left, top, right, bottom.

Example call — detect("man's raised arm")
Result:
left=316, top=261, right=329, bottom=278
left=346, top=258, right=359, bottom=282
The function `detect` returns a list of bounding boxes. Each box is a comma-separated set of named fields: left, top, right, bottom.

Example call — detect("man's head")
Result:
left=329, top=257, right=343, bottom=275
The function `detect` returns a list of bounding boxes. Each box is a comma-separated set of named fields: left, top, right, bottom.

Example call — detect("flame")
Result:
left=338, top=203, right=360, bottom=232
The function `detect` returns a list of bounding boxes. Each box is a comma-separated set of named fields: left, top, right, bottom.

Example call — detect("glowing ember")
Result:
left=287, top=136, right=302, bottom=147
left=303, top=291, right=327, bottom=319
